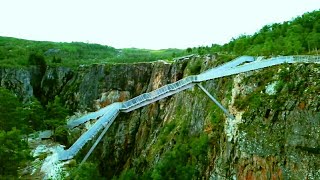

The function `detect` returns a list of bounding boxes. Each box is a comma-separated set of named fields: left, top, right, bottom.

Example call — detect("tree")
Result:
left=52, top=56, right=62, bottom=63
left=67, top=162, right=102, bottom=180
left=0, top=88, right=22, bottom=131
left=45, top=96, right=69, bottom=143
left=22, top=98, right=46, bottom=131
left=197, top=47, right=206, bottom=55
left=0, top=128, right=31, bottom=178
left=186, top=47, right=193, bottom=53
left=306, top=32, right=320, bottom=53
left=233, top=35, right=250, bottom=55
left=45, top=96, right=68, bottom=130
left=28, top=53, right=46, bottom=66
left=28, top=52, right=47, bottom=73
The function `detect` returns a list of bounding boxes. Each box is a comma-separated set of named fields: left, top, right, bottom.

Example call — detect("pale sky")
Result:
left=0, top=0, right=319, bottom=50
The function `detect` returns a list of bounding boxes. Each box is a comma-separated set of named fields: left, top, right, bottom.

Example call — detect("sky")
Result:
left=0, top=0, right=319, bottom=50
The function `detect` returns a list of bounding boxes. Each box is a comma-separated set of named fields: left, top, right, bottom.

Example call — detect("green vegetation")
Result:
left=113, top=82, right=229, bottom=179
left=0, top=9, right=319, bottom=179
left=0, top=37, right=190, bottom=67
left=188, top=59, right=202, bottom=75
left=235, top=63, right=320, bottom=159
left=0, top=88, right=33, bottom=177
left=44, top=96, right=69, bottom=144
left=0, top=128, right=31, bottom=179
left=0, top=10, right=318, bottom=69
left=116, top=120, right=210, bottom=180
left=0, top=37, right=118, bottom=67
left=182, top=10, right=320, bottom=57
left=215, top=10, right=320, bottom=56
left=67, top=162, right=102, bottom=180
left=0, top=88, right=70, bottom=178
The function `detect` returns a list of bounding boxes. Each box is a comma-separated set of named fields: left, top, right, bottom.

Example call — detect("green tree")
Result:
left=52, top=56, right=62, bottom=63
left=0, top=128, right=31, bottom=178
left=306, top=32, right=320, bottom=53
left=22, top=98, right=46, bottom=131
left=0, top=88, right=22, bottom=131
left=28, top=52, right=47, bottom=73
left=67, top=162, right=102, bottom=180
left=45, top=96, right=68, bottom=121
left=186, top=47, right=193, bottom=53
left=117, top=169, right=138, bottom=180
left=197, top=47, right=206, bottom=55
left=45, top=96, right=69, bottom=142
left=233, top=35, right=249, bottom=55
left=28, top=53, right=46, bottom=66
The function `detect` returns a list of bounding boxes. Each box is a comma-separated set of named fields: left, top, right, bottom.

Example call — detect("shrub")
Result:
left=189, top=60, right=202, bottom=75
left=67, top=162, right=102, bottom=180
left=28, top=52, right=47, bottom=73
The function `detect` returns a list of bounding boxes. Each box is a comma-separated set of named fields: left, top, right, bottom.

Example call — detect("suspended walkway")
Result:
left=58, top=55, right=320, bottom=161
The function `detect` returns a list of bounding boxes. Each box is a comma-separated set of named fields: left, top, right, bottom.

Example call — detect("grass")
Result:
left=0, top=36, right=191, bottom=68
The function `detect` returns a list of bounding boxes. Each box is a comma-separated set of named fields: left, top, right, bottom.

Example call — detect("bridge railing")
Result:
left=121, top=75, right=197, bottom=110
left=59, top=104, right=120, bottom=160
left=67, top=55, right=320, bottom=129
left=61, top=55, right=320, bottom=161
left=293, top=55, right=320, bottom=62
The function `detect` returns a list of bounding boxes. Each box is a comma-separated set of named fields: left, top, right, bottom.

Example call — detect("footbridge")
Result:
left=58, top=55, right=320, bottom=162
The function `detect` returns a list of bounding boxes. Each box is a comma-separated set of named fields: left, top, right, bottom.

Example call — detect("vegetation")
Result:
left=113, top=83, right=228, bottom=179
left=0, top=10, right=319, bottom=69
left=181, top=10, right=320, bottom=57
left=0, top=128, right=31, bottom=179
left=67, top=162, right=102, bottom=180
left=114, top=120, right=211, bottom=180
left=215, top=10, right=320, bottom=56
left=0, top=37, right=189, bottom=67
left=0, top=88, right=70, bottom=178
left=0, top=9, right=319, bottom=179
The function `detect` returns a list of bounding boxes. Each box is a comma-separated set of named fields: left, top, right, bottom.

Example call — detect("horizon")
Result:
left=0, top=0, right=319, bottom=50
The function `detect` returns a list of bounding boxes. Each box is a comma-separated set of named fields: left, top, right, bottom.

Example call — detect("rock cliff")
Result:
left=1, top=56, right=319, bottom=179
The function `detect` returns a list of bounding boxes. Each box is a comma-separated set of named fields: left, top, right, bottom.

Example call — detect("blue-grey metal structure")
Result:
left=58, top=55, right=320, bottom=161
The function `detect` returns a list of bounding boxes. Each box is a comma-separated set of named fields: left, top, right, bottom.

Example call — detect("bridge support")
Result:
left=81, top=112, right=119, bottom=164
left=80, top=125, right=109, bottom=164
left=197, top=84, right=235, bottom=120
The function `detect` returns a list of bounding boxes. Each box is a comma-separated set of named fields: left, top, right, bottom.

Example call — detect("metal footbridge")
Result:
left=58, top=55, right=320, bottom=162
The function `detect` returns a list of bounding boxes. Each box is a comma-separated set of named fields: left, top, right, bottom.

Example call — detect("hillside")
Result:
left=1, top=55, right=319, bottom=179
left=217, top=10, right=320, bottom=56
left=1, top=10, right=319, bottom=69
left=0, top=37, right=188, bottom=67
left=0, top=10, right=319, bottom=179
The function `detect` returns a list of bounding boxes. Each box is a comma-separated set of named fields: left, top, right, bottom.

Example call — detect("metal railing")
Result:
left=59, top=55, right=320, bottom=161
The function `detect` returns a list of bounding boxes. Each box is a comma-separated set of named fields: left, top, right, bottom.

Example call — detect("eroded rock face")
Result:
left=229, top=63, right=320, bottom=179
left=41, top=66, right=73, bottom=103
left=1, top=57, right=319, bottom=179
left=92, top=61, right=320, bottom=179
left=0, top=67, right=34, bottom=101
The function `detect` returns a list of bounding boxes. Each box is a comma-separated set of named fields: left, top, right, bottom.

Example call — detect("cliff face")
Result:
left=94, top=60, right=320, bottom=179
left=1, top=56, right=319, bottom=179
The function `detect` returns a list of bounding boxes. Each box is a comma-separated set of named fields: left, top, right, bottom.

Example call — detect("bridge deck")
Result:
left=59, top=55, right=320, bottom=161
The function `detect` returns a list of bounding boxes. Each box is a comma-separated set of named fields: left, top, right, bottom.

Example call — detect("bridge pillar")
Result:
left=81, top=125, right=109, bottom=164
left=197, top=84, right=235, bottom=120
left=81, top=112, right=119, bottom=164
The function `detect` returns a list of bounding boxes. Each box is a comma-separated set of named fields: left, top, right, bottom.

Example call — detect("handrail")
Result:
left=59, top=55, right=320, bottom=161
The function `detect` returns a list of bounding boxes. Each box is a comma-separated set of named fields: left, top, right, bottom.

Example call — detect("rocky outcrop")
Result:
left=1, top=56, right=319, bottom=179
left=229, top=63, right=320, bottom=179
left=0, top=67, right=34, bottom=102
left=40, top=66, right=73, bottom=103
left=88, top=60, right=320, bottom=179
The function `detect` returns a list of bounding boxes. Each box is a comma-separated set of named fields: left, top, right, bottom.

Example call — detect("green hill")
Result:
left=0, top=37, right=188, bottom=67
left=0, top=10, right=319, bottom=68
left=217, top=10, right=320, bottom=56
